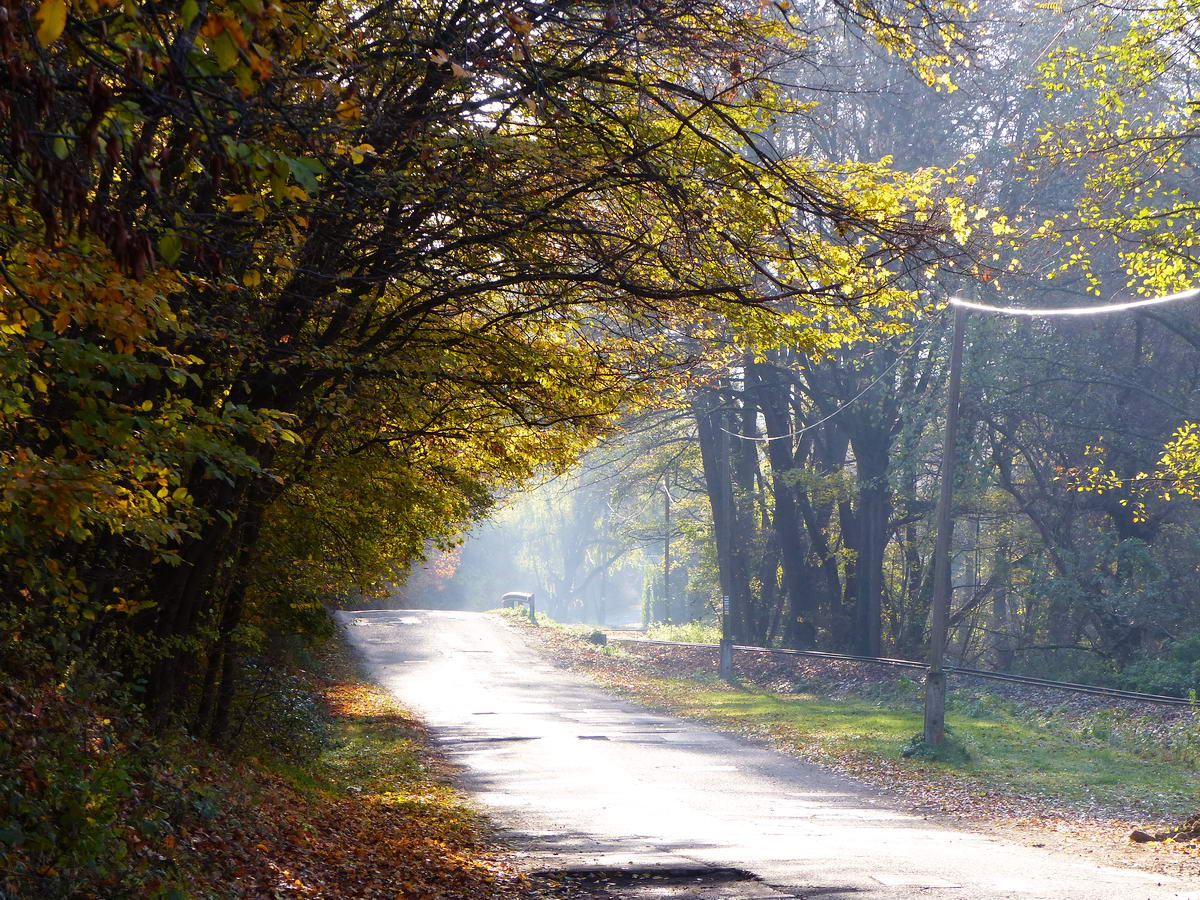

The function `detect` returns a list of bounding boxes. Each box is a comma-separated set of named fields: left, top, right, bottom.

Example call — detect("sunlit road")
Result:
left=338, top=609, right=1198, bottom=899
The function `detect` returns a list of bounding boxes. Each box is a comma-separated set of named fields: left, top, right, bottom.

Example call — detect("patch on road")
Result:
left=869, top=873, right=960, bottom=888
left=528, top=864, right=800, bottom=898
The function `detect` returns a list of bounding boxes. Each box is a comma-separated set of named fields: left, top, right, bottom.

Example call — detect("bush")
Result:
left=900, top=728, right=973, bottom=764
left=227, top=662, right=333, bottom=762
left=1012, top=647, right=1121, bottom=687
left=1120, top=634, right=1200, bottom=698
left=0, top=663, right=196, bottom=898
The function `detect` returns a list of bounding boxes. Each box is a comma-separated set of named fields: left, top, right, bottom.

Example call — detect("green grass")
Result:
left=613, top=674, right=1200, bottom=821
left=643, top=621, right=723, bottom=643
left=517, top=613, right=1200, bottom=821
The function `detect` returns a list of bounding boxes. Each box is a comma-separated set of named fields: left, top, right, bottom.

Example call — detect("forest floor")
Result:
left=178, top=638, right=590, bottom=899
left=509, top=616, right=1200, bottom=881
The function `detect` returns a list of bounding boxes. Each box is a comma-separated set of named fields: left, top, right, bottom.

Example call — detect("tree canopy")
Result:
left=1, top=0, right=974, bottom=729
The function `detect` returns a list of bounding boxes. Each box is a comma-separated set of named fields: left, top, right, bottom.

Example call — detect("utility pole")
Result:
left=924, top=305, right=966, bottom=746
left=719, top=594, right=733, bottom=680
left=599, top=503, right=610, bottom=625
left=663, top=481, right=672, bottom=624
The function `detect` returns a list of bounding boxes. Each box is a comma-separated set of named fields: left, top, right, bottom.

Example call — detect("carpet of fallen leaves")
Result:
left=513, top=621, right=1200, bottom=880
left=183, top=645, right=573, bottom=899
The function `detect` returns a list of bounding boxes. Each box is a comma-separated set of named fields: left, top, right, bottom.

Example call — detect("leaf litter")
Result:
left=182, top=639, right=590, bottom=899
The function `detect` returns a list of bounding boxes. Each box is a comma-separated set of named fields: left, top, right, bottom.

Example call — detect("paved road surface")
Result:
left=338, top=609, right=1199, bottom=899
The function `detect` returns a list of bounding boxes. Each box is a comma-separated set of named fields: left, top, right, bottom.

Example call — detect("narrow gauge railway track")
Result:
left=606, top=637, right=1197, bottom=707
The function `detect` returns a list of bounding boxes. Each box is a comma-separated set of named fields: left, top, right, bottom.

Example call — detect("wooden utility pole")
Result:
left=924, top=305, right=966, bottom=746
left=663, top=482, right=672, bottom=623
left=599, top=503, right=610, bottom=625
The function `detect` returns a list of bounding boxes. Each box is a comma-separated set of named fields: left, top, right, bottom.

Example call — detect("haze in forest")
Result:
left=393, top=0, right=1200, bottom=697
left=5, top=0, right=1200, bottom=892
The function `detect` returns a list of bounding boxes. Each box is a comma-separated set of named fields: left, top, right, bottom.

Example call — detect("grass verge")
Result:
left=514, top=621, right=1200, bottom=847
left=184, top=636, right=542, bottom=898
left=624, top=675, right=1198, bottom=821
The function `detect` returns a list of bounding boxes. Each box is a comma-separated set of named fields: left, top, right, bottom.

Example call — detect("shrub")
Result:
left=644, top=621, right=722, bottom=644
left=224, top=661, right=334, bottom=764
left=1120, top=634, right=1200, bottom=698
left=0, top=663, right=195, bottom=898
left=900, top=728, right=973, bottom=764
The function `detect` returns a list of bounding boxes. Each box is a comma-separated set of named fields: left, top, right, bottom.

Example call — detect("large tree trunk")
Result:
left=851, top=443, right=891, bottom=658
left=753, top=361, right=816, bottom=648
left=794, top=425, right=850, bottom=646
left=693, top=386, right=753, bottom=643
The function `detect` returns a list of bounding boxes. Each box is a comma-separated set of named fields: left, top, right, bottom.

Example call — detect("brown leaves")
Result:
left=505, top=11, right=532, bottom=37
left=183, top=662, right=548, bottom=899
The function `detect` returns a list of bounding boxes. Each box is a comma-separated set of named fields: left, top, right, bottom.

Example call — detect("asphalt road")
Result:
left=337, top=609, right=1199, bottom=899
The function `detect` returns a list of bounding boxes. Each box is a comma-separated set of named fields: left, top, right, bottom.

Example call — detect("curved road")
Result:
left=338, top=609, right=1198, bottom=899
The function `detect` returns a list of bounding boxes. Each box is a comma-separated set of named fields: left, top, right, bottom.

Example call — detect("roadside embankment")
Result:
left=1, top=632, right=568, bottom=899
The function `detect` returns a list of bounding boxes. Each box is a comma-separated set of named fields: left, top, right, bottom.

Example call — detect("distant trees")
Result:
left=454, top=0, right=1200, bottom=698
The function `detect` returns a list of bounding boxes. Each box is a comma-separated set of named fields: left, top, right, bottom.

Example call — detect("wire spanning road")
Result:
left=339, top=609, right=1200, bottom=900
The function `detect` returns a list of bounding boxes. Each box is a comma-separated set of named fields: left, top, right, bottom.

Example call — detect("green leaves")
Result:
left=1034, top=1, right=1200, bottom=298
left=211, top=30, right=240, bottom=72
left=157, top=232, right=183, bottom=266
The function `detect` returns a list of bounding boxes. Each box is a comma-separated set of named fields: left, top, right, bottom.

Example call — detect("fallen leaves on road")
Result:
left=184, top=646, right=560, bottom=899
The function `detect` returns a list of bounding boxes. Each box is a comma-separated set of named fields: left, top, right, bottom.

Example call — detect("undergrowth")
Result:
left=0, top=647, right=202, bottom=898
left=643, top=621, right=722, bottom=644
left=0, top=629, right=538, bottom=898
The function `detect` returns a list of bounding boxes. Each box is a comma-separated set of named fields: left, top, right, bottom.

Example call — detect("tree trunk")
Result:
left=753, top=361, right=816, bottom=648
left=693, top=387, right=753, bottom=642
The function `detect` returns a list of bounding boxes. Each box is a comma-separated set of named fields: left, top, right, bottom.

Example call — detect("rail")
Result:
left=607, top=637, right=1197, bottom=708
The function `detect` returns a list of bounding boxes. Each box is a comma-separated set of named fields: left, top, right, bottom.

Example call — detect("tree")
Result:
left=1, top=0, right=975, bottom=728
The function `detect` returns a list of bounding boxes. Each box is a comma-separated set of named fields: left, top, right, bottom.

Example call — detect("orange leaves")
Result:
left=322, top=681, right=420, bottom=725
left=5, top=245, right=177, bottom=354
left=428, top=48, right=469, bottom=79
left=248, top=53, right=272, bottom=81
left=334, top=98, right=361, bottom=120
left=201, top=12, right=248, bottom=49
left=225, top=193, right=258, bottom=212
left=175, top=660, right=539, bottom=899
left=505, top=10, right=532, bottom=36
left=200, top=10, right=273, bottom=87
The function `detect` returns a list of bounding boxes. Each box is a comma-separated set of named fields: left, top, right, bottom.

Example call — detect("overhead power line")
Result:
left=721, top=283, right=1200, bottom=445
left=722, top=315, right=939, bottom=443
left=950, top=286, right=1200, bottom=316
